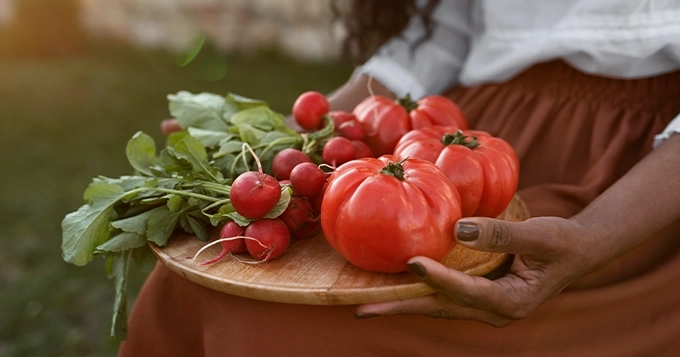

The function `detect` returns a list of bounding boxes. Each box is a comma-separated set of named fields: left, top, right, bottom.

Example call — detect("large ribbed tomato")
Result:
left=353, top=94, right=467, bottom=157
left=401, top=94, right=468, bottom=130
left=394, top=127, right=519, bottom=218
left=320, top=155, right=462, bottom=273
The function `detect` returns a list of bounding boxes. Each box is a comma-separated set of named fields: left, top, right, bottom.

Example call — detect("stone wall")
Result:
left=78, top=0, right=344, bottom=61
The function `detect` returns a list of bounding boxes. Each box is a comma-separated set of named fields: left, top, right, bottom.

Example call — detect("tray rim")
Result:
left=151, top=194, right=528, bottom=305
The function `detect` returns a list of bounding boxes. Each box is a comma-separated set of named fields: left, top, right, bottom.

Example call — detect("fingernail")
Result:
left=355, top=313, right=378, bottom=319
left=456, top=221, right=479, bottom=241
left=407, top=262, right=427, bottom=279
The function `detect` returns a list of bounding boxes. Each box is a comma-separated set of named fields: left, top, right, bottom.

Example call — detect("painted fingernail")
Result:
left=456, top=221, right=479, bottom=241
left=354, top=313, right=378, bottom=319
left=407, top=262, right=427, bottom=279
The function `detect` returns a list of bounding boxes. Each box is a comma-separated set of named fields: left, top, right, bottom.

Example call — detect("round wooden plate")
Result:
left=151, top=195, right=530, bottom=305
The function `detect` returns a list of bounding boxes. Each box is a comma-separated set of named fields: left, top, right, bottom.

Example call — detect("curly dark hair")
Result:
left=332, top=0, right=441, bottom=65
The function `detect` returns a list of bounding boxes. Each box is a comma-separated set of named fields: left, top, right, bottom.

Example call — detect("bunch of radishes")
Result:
left=197, top=91, right=370, bottom=266
left=194, top=143, right=326, bottom=265
left=293, top=91, right=374, bottom=167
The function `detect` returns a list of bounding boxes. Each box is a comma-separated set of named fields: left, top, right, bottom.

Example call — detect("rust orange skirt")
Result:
left=119, top=61, right=680, bottom=357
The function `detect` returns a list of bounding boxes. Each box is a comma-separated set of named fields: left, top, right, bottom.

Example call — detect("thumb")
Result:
left=453, top=217, right=556, bottom=256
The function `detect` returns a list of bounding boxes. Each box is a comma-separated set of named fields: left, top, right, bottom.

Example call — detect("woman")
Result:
left=122, top=1, right=680, bottom=355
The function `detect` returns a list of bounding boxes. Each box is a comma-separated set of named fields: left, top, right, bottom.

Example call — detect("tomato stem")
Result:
left=380, top=158, right=408, bottom=180
left=442, top=130, right=480, bottom=149
left=396, top=93, right=419, bottom=112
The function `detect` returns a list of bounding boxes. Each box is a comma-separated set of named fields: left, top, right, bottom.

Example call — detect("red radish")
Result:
left=289, top=162, right=327, bottom=197
left=245, top=218, right=291, bottom=261
left=230, top=144, right=282, bottom=219
left=327, top=111, right=356, bottom=130
left=279, top=196, right=320, bottom=239
left=198, top=221, right=247, bottom=265
left=322, top=136, right=355, bottom=167
left=292, top=91, right=329, bottom=131
left=160, top=118, right=182, bottom=135
left=271, top=148, right=312, bottom=180
left=337, top=120, right=365, bottom=141
left=230, top=172, right=281, bottom=219
left=351, top=140, right=374, bottom=159
left=309, top=182, right=326, bottom=214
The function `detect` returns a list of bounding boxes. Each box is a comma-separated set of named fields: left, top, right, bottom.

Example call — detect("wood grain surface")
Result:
left=151, top=195, right=530, bottom=305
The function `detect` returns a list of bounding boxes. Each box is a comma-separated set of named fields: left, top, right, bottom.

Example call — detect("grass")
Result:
left=0, top=40, right=352, bottom=357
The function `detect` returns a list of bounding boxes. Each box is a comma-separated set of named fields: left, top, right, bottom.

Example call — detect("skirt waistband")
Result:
left=497, top=60, right=680, bottom=114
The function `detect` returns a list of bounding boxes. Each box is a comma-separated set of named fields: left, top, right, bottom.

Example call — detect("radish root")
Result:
left=242, top=143, right=264, bottom=174
left=192, top=235, right=272, bottom=265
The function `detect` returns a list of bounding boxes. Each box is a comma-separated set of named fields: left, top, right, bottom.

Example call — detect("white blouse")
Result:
left=355, top=0, right=680, bottom=147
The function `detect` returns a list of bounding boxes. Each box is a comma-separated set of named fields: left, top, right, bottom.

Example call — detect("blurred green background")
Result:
left=0, top=1, right=352, bottom=355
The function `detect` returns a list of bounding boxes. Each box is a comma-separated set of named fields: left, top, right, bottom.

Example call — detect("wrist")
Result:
left=327, top=74, right=395, bottom=112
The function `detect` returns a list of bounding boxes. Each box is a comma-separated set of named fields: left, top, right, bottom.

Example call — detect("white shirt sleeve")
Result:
left=353, top=0, right=472, bottom=99
left=653, top=113, right=680, bottom=148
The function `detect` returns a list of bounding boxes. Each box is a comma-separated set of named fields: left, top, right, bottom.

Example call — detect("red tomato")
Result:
left=399, top=94, right=468, bottom=130
left=353, top=94, right=468, bottom=156
left=292, top=91, right=329, bottom=131
left=394, top=127, right=519, bottom=218
left=353, top=96, right=411, bottom=157
left=320, top=155, right=462, bottom=273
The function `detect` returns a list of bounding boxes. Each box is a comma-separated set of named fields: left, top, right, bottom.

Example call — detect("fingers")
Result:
left=354, top=256, right=542, bottom=325
left=454, top=217, right=568, bottom=258
left=355, top=294, right=513, bottom=327
left=161, top=118, right=182, bottom=135
left=408, top=257, right=535, bottom=319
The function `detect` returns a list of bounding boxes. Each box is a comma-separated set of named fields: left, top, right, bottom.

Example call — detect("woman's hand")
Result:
left=355, top=216, right=594, bottom=327
left=356, top=134, right=680, bottom=326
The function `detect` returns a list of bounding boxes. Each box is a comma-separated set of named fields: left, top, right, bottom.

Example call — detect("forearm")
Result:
left=327, top=74, right=395, bottom=112
left=573, top=134, right=680, bottom=267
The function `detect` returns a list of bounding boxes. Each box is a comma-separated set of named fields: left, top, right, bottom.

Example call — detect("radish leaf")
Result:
left=125, top=131, right=156, bottom=176
left=146, top=205, right=190, bottom=246
left=168, top=91, right=237, bottom=131
left=96, top=232, right=147, bottom=253
left=109, top=251, right=132, bottom=340
left=62, top=183, right=127, bottom=266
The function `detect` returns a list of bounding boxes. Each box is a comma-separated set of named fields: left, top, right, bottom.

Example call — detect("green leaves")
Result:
left=107, top=251, right=132, bottom=340
left=187, top=127, right=232, bottom=148
left=230, top=106, right=297, bottom=137
left=96, top=232, right=148, bottom=253
left=61, top=90, right=335, bottom=341
left=146, top=205, right=191, bottom=246
left=126, top=131, right=156, bottom=176
left=168, top=91, right=236, bottom=131
left=172, top=135, right=223, bottom=182
left=62, top=183, right=127, bottom=266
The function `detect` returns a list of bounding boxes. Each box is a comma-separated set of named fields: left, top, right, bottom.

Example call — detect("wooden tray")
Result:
left=151, top=195, right=530, bottom=305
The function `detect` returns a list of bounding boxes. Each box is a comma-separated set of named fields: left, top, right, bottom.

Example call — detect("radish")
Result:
left=196, top=221, right=247, bottom=266
left=351, top=140, right=374, bottom=159
left=337, top=120, right=365, bottom=141
left=230, top=144, right=282, bottom=219
left=327, top=111, right=356, bottom=130
left=322, top=136, right=355, bottom=167
left=309, top=182, right=326, bottom=214
left=292, top=91, right=329, bottom=131
left=280, top=196, right=321, bottom=239
left=271, top=148, right=312, bottom=180
left=290, top=162, right=327, bottom=197
left=245, top=218, right=291, bottom=261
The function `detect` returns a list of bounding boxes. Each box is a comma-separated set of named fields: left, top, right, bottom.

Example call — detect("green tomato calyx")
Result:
left=442, top=130, right=480, bottom=149
left=380, top=158, right=409, bottom=181
left=396, top=93, right=419, bottom=112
